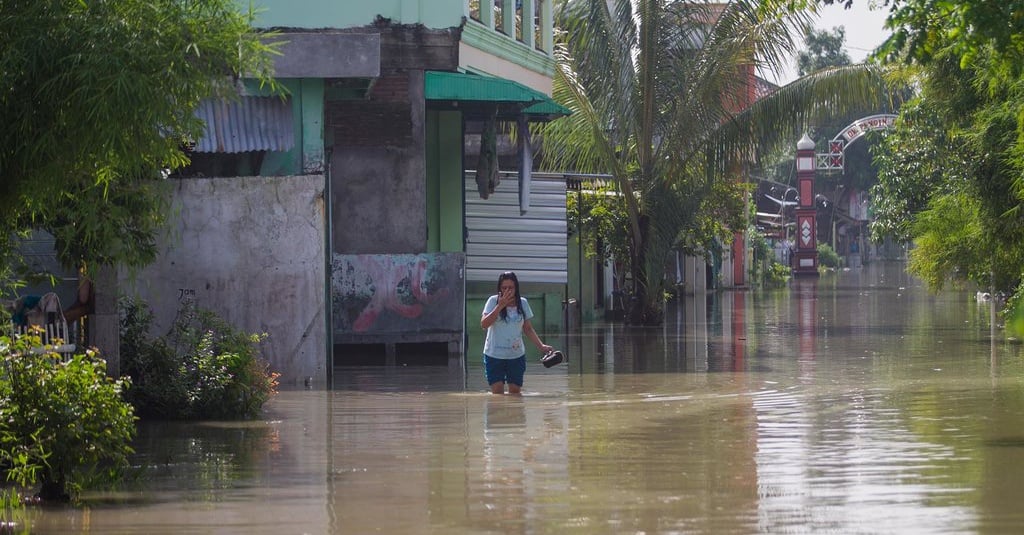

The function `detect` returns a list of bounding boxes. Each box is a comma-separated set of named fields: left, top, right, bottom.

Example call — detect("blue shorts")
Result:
left=484, top=355, right=526, bottom=386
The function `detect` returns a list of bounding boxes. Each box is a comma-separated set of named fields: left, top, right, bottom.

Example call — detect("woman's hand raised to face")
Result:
left=498, top=288, right=516, bottom=309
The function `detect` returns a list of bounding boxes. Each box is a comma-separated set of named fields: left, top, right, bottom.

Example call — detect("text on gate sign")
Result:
left=841, top=114, right=896, bottom=144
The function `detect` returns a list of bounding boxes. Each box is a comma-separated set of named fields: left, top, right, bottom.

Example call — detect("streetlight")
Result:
left=764, top=185, right=799, bottom=239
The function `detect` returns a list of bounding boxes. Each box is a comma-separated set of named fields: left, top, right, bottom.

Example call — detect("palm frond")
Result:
left=542, top=0, right=895, bottom=318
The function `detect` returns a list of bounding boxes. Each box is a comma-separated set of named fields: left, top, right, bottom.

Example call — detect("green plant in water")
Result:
left=120, top=299, right=278, bottom=420
left=0, top=487, right=30, bottom=533
left=764, top=261, right=792, bottom=288
left=0, top=333, right=136, bottom=503
left=817, top=243, right=841, bottom=269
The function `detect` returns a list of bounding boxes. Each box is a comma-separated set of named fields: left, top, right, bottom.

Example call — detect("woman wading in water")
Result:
left=480, top=271, right=553, bottom=394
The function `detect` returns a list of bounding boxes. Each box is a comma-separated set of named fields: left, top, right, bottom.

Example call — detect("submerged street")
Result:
left=28, top=261, right=1024, bottom=534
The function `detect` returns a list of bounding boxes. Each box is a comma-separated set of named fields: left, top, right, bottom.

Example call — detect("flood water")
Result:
left=12, top=261, right=1024, bottom=534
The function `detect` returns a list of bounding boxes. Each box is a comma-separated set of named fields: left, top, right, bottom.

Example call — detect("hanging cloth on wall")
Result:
left=476, top=108, right=500, bottom=199
left=517, top=115, right=532, bottom=215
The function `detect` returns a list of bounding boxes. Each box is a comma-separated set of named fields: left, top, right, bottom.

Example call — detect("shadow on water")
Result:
left=13, top=261, right=1024, bottom=534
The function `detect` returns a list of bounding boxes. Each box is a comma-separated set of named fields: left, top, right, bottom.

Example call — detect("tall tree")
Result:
left=797, top=26, right=852, bottom=76
left=865, top=0, right=1024, bottom=303
left=877, top=0, right=1024, bottom=69
left=0, top=0, right=278, bottom=275
left=871, top=48, right=1024, bottom=295
left=543, top=0, right=891, bottom=324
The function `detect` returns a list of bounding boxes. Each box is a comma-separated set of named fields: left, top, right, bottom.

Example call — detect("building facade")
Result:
left=122, top=1, right=568, bottom=384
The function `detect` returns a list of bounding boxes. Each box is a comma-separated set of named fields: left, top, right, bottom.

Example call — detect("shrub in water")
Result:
left=817, top=243, right=841, bottom=269
left=120, top=299, right=278, bottom=420
left=764, top=261, right=791, bottom=288
left=0, top=333, right=136, bottom=502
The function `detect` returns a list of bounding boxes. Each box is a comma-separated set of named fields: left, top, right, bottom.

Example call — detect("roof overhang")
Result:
left=424, top=70, right=570, bottom=122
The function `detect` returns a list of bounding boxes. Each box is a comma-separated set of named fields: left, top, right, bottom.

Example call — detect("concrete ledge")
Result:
left=334, top=332, right=463, bottom=369
left=267, top=33, right=381, bottom=78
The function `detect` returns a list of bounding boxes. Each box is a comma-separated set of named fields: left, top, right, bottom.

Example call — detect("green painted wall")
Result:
left=426, top=111, right=465, bottom=253
left=298, top=80, right=326, bottom=173
left=426, top=112, right=440, bottom=251
left=244, top=78, right=324, bottom=177
left=245, top=0, right=465, bottom=29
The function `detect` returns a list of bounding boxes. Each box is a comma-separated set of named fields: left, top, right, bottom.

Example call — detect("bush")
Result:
left=0, top=333, right=135, bottom=502
left=119, top=299, right=278, bottom=420
left=764, top=261, right=791, bottom=288
left=817, top=242, right=841, bottom=269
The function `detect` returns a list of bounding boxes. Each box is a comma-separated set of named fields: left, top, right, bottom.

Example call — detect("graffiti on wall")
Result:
left=331, top=253, right=464, bottom=335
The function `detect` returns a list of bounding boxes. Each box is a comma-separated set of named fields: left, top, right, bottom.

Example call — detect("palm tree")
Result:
left=541, top=0, right=892, bottom=324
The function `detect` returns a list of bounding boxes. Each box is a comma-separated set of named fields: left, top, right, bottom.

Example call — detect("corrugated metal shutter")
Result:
left=465, top=171, right=567, bottom=284
left=193, top=97, right=294, bottom=154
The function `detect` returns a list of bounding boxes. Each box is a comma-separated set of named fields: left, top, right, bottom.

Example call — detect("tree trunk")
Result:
left=625, top=214, right=664, bottom=325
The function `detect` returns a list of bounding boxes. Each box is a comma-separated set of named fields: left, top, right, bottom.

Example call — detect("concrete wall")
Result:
left=324, top=28, right=460, bottom=256
left=328, top=71, right=431, bottom=254
left=123, top=175, right=328, bottom=385
left=331, top=253, right=464, bottom=336
left=330, top=143, right=425, bottom=253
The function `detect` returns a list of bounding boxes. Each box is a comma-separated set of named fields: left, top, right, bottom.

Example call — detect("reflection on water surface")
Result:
left=11, top=262, right=1024, bottom=534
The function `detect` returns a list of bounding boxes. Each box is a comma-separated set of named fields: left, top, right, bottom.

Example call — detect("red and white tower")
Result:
left=792, top=133, right=819, bottom=277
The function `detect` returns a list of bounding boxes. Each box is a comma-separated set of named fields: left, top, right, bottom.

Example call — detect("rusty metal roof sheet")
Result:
left=193, top=97, right=294, bottom=153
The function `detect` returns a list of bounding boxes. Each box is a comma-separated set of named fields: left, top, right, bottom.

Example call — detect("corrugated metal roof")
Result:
left=193, top=97, right=294, bottom=154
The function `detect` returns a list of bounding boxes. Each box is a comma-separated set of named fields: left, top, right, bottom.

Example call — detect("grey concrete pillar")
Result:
left=92, top=265, right=120, bottom=377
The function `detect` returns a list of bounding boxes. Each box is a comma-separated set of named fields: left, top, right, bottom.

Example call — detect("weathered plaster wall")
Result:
left=328, top=25, right=458, bottom=254
left=123, top=175, right=327, bottom=385
left=331, top=253, right=464, bottom=336
left=330, top=140, right=426, bottom=253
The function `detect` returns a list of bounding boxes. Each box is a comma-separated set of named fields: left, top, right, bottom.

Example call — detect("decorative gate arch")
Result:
left=815, top=114, right=897, bottom=171
left=791, top=113, right=898, bottom=277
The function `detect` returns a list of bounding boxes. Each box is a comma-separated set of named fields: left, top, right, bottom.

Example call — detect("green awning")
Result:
left=424, top=71, right=570, bottom=121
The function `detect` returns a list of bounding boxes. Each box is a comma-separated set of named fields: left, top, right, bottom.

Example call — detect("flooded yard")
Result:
left=14, top=261, right=1024, bottom=534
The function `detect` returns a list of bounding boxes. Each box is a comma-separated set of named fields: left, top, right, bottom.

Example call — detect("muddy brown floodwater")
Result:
left=14, top=261, right=1024, bottom=534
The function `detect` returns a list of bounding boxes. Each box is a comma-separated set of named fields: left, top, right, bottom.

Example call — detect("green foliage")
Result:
left=0, top=487, right=29, bottom=533
left=567, top=184, right=631, bottom=269
left=797, top=26, right=852, bottom=76
left=676, top=179, right=752, bottom=258
left=817, top=242, right=840, bottom=269
left=0, top=0, right=281, bottom=270
left=748, top=229, right=791, bottom=287
left=878, top=0, right=1024, bottom=73
left=904, top=191, right=1023, bottom=292
left=869, top=98, right=961, bottom=242
left=0, top=334, right=135, bottom=502
left=869, top=42, right=1024, bottom=296
left=1005, top=279, right=1024, bottom=338
left=906, top=192, right=983, bottom=290
left=41, top=172, right=172, bottom=272
left=748, top=229, right=770, bottom=284
left=119, top=299, right=278, bottom=421
left=765, top=260, right=792, bottom=287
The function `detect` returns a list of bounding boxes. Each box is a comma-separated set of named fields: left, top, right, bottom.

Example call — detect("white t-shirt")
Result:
left=482, top=295, right=534, bottom=359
